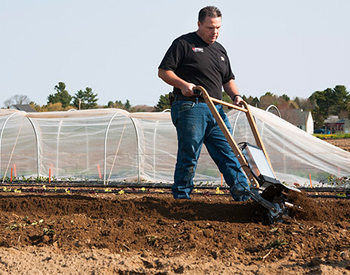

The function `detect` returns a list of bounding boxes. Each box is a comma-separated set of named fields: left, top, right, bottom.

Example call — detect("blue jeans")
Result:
left=171, top=100, right=250, bottom=201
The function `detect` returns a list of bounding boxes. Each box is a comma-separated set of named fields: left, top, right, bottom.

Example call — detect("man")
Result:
left=158, top=6, right=250, bottom=201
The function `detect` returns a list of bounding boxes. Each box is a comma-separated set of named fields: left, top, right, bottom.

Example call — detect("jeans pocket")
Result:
left=172, top=101, right=195, bottom=127
left=179, top=101, right=194, bottom=113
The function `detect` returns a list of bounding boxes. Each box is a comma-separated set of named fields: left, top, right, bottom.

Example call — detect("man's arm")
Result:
left=223, top=79, right=244, bottom=105
left=158, top=69, right=196, bottom=97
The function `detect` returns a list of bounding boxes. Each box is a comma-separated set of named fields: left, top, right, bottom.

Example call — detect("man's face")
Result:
left=197, top=16, right=221, bottom=44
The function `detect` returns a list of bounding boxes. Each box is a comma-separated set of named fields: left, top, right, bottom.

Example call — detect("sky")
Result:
left=1, top=0, right=349, bottom=107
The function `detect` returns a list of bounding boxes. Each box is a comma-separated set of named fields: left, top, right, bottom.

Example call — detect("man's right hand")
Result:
left=180, top=83, right=196, bottom=97
left=158, top=69, right=196, bottom=97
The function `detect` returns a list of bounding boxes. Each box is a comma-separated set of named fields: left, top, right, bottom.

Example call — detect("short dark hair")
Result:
left=198, top=6, right=222, bottom=24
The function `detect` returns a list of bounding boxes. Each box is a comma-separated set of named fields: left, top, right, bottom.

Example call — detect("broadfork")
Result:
left=193, top=86, right=300, bottom=223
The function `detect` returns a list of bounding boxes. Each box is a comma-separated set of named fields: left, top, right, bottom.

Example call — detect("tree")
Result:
left=124, top=100, right=131, bottom=110
left=243, top=96, right=259, bottom=107
left=309, top=85, right=350, bottom=122
left=115, top=100, right=124, bottom=109
left=281, top=94, right=290, bottom=102
left=107, top=101, right=115, bottom=108
left=221, top=92, right=231, bottom=103
left=333, top=85, right=349, bottom=118
left=37, top=102, right=75, bottom=112
left=47, top=82, right=72, bottom=108
left=3, top=94, right=31, bottom=108
left=294, top=97, right=313, bottom=111
left=154, top=94, right=171, bottom=112
left=72, top=87, right=98, bottom=110
left=107, top=100, right=131, bottom=110
left=258, top=92, right=277, bottom=110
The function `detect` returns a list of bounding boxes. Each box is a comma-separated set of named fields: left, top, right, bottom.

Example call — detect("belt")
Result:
left=174, top=95, right=206, bottom=103
left=174, top=95, right=221, bottom=105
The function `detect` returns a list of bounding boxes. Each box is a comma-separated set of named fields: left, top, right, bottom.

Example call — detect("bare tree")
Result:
left=3, top=95, right=31, bottom=108
left=3, top=98, right=13, bottom=109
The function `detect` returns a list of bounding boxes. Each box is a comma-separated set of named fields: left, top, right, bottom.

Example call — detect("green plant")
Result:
left=320, top=175, right=350, bottom=187
left=5, top=224, right=18, bottom=230
left=266, top=239, right=288, bottom=249
left=43, top=228, right=55, bottom=235
left=146, top=235, right=161, bottom=246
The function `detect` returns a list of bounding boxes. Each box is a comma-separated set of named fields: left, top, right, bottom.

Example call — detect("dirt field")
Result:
left=325, top=138, right=350, bottom=152
left=0, top=139, right=349, bottom=275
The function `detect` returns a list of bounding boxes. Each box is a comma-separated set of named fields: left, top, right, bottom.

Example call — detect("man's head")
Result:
left=197, top=6, right=222, bottom=45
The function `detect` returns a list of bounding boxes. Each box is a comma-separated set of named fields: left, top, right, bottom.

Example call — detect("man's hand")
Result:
left=158, top=69, right=196, bottom=97
left=180, top=83, right=196, bottom=97
left=223, top=80, right=244, bottom=106
left=232, top=94, right=244, bottom=106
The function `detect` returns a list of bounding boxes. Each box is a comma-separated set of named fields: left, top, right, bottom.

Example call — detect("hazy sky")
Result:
left=1, top=0, right=349, bottom=107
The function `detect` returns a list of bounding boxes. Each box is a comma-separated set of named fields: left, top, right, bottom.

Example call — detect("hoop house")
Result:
left=0, top=107, right=349, bottom=186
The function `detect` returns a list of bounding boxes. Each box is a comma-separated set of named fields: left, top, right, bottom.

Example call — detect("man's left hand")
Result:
left=232, top=94, right=243, bottom=106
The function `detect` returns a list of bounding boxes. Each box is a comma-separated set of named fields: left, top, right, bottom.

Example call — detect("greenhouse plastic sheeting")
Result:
left=0, top=107, right=349, bottom=187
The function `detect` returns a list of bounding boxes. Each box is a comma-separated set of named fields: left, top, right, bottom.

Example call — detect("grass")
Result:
left=313, top=133, right=350, bottom=139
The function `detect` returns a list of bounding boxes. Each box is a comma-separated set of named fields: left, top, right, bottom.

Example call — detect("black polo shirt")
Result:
left=158, top=32, right=235, bottom=100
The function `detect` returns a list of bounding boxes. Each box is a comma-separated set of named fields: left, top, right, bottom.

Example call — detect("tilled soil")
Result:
left=325, top=138, right=350, bottom=152
left=0, top=190, right=350, bottom=274
left=0, top=139, right=349, bottom=274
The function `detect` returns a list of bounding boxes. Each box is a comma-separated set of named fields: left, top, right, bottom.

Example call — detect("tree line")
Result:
left=250, top=85, right=350, bottom=128
left=3, top=82, right=349, bottom=128
left=154, top=85, right=349, bottom=128
left=3, top=82, right=135, bottom=112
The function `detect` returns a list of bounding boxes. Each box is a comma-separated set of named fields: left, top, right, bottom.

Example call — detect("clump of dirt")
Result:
left=287, top=190, right=327, bottom=221
left=288, top=190, right=350, bottom=222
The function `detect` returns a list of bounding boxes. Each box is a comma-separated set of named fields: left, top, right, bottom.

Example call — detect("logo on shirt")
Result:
left=192, top=47, right=204, bottom=53
left=220, top=56, right=225, bottom=61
